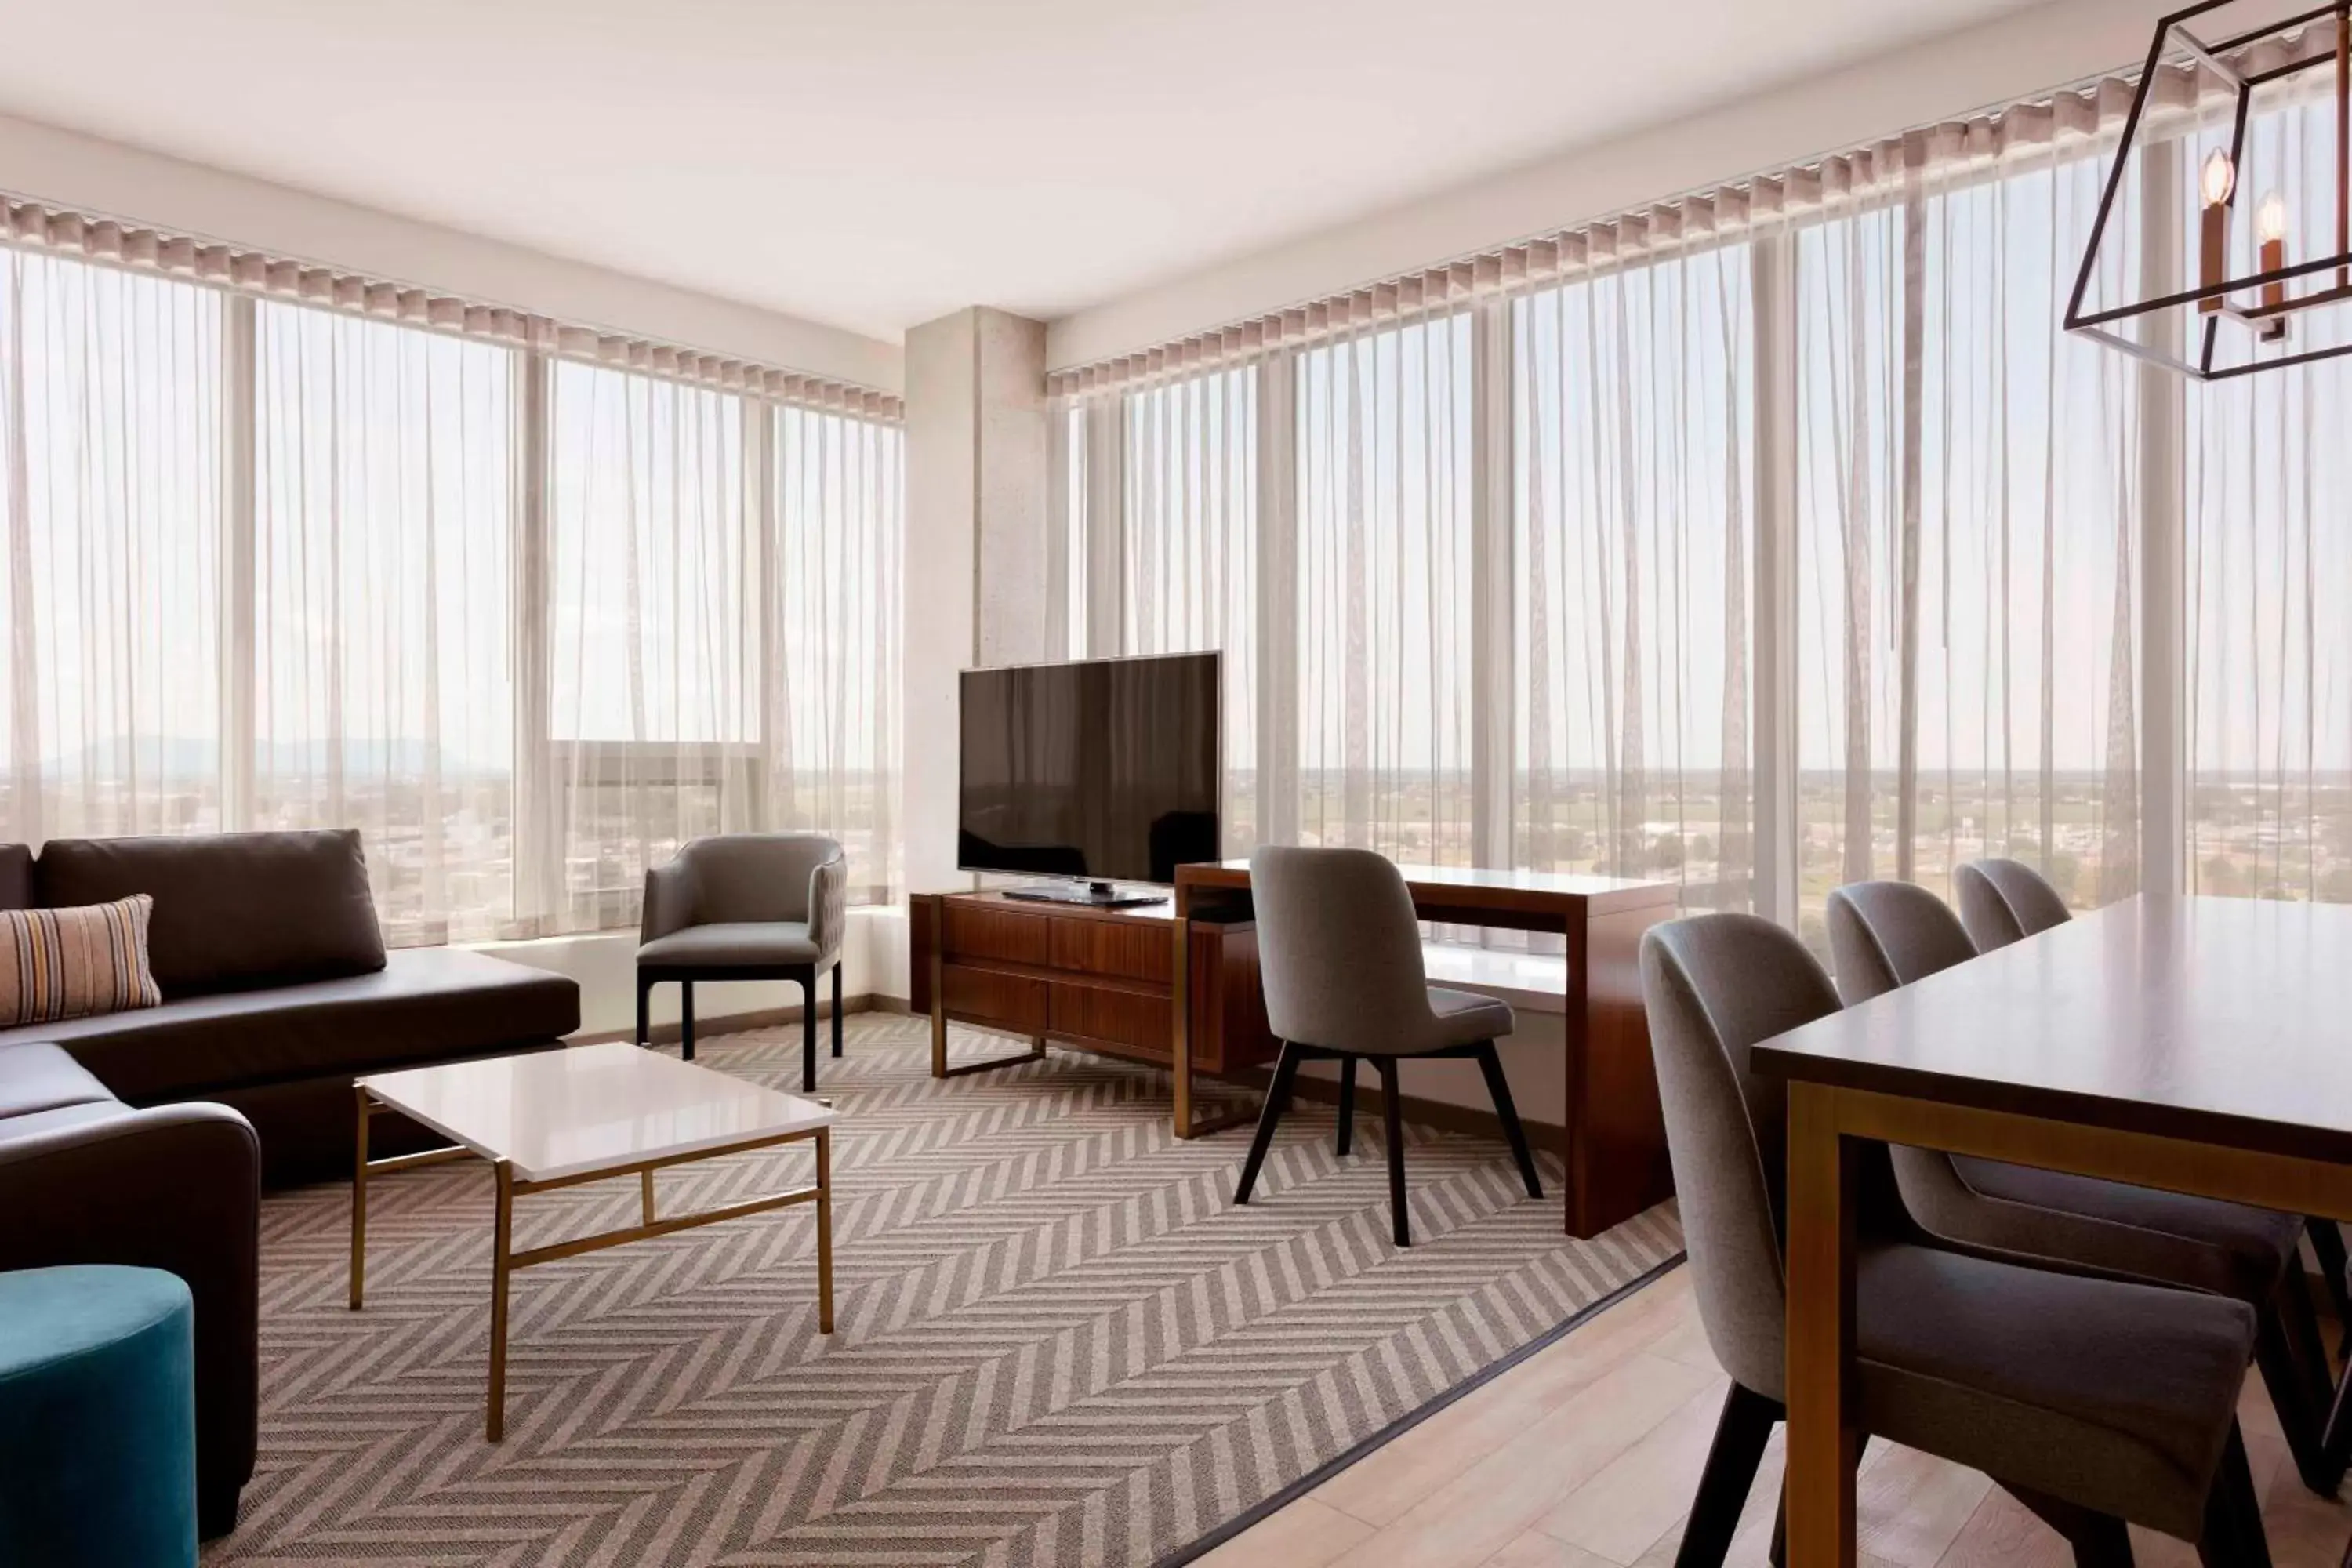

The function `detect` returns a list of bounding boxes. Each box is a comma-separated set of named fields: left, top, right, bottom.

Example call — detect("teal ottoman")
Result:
left=0, top=1265, right=197, bottom=1568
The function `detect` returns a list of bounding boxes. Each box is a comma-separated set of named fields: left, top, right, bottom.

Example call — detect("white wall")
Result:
left=898, top=305, right=1053, bottom=995
left=902, top=310, right=984, bottom=908
left=1046, top=0, right=2174, bottom=372
left=0, top=110, right=901, bottom=394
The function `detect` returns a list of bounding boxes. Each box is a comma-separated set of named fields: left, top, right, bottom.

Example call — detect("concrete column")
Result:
left=898, top=307, right=1049, bottom=980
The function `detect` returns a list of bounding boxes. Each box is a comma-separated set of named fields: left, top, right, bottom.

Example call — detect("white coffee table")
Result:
left=348, top=1041, right=837, bottom=1439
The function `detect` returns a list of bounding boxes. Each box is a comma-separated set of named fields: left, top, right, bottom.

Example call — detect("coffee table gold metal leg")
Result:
left=641, top=1168, right=656, bottom=1225
left=815, top=1127, right=834, bottom=1334
left=349, top=1086, right=369, bottom=1310
left=488, top=1160, right=515, bottom=1442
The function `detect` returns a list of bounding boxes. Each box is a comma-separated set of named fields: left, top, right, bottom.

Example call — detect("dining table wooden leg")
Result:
left=1785, top=1080, right=1859, bottom=1568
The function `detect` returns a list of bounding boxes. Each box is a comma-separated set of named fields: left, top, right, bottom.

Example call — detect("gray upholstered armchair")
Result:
left=636, top=833, right=848, bottom=1091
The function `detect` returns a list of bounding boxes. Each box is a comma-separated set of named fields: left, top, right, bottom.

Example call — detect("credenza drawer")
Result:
left=1048, top=981, right=1172, bottom=1058
left=942, top=965, right=1049, bottom=1035
left=1047, top=919, right=1174, bottom=985
left=941, top=903, right=1053, bottom=967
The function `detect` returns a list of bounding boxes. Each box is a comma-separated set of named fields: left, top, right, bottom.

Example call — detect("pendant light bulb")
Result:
left=2201, top=148, right=2238, bottom=207
left=2256, top=190, right=2289, bottom=245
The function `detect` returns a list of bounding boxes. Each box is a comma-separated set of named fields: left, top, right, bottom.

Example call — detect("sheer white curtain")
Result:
left=0, top=252, right=223, bottom=845
left=1792, top=148, right=2141, bottom=952
left=1292, top=315, right=1475, bottom=862
left=771, top=405, right=902, bottom=902
left=543, top=361, right=757, bottom=934
left=2, top=237, right=903, bottom=942
left=2184, top=85, right=2352, bottom=902
left=1513, top=249, right=1755, bottom=906
left=2187, top=355, right=2352, bottom=900
left=254, top=303, right=514, bottom=945
left=1112, top=367, right=1260, bottom=850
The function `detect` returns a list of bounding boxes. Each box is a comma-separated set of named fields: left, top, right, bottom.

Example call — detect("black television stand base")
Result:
left=1000, top=880, right=1164, bottom=909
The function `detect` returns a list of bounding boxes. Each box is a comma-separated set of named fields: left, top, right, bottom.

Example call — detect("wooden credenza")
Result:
left=909, top=891, right=1279, bottom=1080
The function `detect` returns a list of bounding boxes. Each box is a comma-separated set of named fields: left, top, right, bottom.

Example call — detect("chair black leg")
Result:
left=2197, top=1423, right=2273, bottom=1568
left=635, top=973, right=652, bottom=1051
left=831, top=962, right=844, bottom=1058
left=800, top=971, right=818, bottom=1093
left=1235, top=1042, right=1304, bottom=1206
left=2307, top=1218, right=2352, bottom=1355
left=2006, top=1483, right=2133, bottom=1567
left=680, top=979, right=695, bottom=1062
left=1672, top=1382, right=1780, bottom=1568
left=2278, top=1263, right=2338, bottom=1417
left=1336, top=1057, right=1356, bottom=1156
left=2319, top=1326, right=2352, bottom=1492
left=1377, top=1058, right=1409, bottom=1247
left=1472, top=1040, right=1543, bottom=1200
left=2256, top=1301, right=2336, bottom=1496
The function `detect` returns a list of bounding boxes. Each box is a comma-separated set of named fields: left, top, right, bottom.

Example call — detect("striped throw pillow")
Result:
left=1, top=895, right=162, bottom=1027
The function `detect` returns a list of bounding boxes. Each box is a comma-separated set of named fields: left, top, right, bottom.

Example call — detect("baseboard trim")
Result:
left=573, top=995, right=885, bottom=1047
left=1153, top=1253, right=1687, bottom=1567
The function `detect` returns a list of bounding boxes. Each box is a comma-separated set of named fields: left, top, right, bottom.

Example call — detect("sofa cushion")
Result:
left=2, top=896, right=163, bottom=1027
left=36, top=830, right=386, bottom=997
left=0, top=947, right=579, bottom=1104
left=0, top=844, right=30, bottom=913
left=0, top=1042, right=118, bottom=1120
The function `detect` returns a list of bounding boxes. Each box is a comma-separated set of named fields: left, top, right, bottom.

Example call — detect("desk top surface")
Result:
left=1753, top=895, right=2352, bottom=1165
left=1174, top=858, right=1679, bottom=913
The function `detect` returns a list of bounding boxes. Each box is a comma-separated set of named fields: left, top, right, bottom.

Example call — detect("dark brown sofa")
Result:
left=0, top=827, right=581, bottom=1537
left=0, top=1048, right=260, bottom=1537
left=0, top=828, right=581, bottom=1183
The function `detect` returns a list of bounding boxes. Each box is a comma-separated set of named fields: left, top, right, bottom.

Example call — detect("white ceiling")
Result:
left=2, top=0, right=2042, bottom=343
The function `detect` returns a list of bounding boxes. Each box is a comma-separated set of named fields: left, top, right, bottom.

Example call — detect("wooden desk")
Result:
left=1171, top=859, right=1681, bottom=1240
left=1754, top=895, right=2352, bottom=1567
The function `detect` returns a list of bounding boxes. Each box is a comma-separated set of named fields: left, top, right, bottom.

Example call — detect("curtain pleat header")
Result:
left=0, top=198, right=902, bottom=422
left=1048, top=57, right=2259, bottom=401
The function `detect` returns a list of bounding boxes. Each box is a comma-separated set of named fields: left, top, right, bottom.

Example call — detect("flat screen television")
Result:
left=958, top=652, right=1221, bottom=904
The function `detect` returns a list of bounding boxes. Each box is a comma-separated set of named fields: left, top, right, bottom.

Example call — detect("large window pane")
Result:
left=1120, top=366, right=1258, bottom=850
left=546, top=362, right=755, bottom=931
left=1512, top=248, right=1755, bottom=908
left=1794, top=158, right=2140, bottom=956
left=773, top=405, right=902, bottom=903
left=255, top=304, right=514, bottom=945
left=0, top=254, right=223, bottom=844
left=1294, top=316, right=1474, bottom=863
left=2185, top=91, right=2352, bottom=902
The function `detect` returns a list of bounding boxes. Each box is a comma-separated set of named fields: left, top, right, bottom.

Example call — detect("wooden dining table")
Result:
left=1752, top=894, right=2352, bottom=1566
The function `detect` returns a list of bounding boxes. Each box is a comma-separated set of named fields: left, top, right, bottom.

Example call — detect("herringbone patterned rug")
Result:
left=207, top=1013, right=1682, bottom=1567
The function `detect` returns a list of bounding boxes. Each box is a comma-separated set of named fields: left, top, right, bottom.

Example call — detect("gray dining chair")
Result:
left=1958, top=859, right=2352, bottom=1383
left=1642, top=912, right=2268, bottom=1567
left=1235, top=846, right=1541, bottom=1248
left=636, top=833, right=848, bottom=1093
left=1954, top=856, right=2072, bottom=951
left=1827, top=877, right=2336, bottom=1497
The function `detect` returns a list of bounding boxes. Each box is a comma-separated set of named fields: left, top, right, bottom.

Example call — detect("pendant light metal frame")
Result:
left=2067, top=0, right=2352, bottom=380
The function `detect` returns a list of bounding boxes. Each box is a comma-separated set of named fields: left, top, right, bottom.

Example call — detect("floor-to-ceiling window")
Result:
left=1514, top=246, right=1755, bottom=909
left=1, top=253, right=223, bottom=846
left=255, top=305, right=515, bottom=946
left=2184, top=87, right=2352, bottom=902
left=1045, top=114, right=2221, bottom=942
left=1791, top=152, right=2142, bottom=953
left=1110, top=366, right=1261, bottom=851
left=1, top=241, right=905, bottom=942
left=1294, top=314, right=1476, bottom=865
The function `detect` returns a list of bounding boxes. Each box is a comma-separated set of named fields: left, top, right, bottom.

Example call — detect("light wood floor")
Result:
left=1196, top=1265, right=2352, bottom=1568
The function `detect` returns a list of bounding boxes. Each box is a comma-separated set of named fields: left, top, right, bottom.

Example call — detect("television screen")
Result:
left=958, top=652, right=1221, bottom=885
